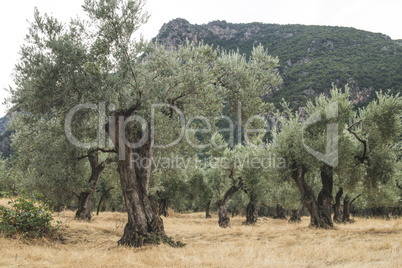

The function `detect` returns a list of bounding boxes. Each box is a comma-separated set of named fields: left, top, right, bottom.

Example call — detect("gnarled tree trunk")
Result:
left=274, top=204, right=287, bottom=220
left=152, top=191, right=169, bottom=217
left=76, top=192, right=93, bottom=220
left=288, top=204, right=304, bottom=223
left=317, top=164, right=333, bottom=227
left=111, top=121, right=167, bottom=247
left=158, top=198, right=169, bottom=217
left=291, top=163, right=333, bottom=228
left=333, top=187, right=344, bottom=223
left=75, top=153, right=109, bottom=221
left=244, top=191, right=259, bottom=225
left=217, top=200, right=230, bottom=227
left=97, top=187, right=114, bottom=216
left=343, top=194, right=361, bottom=222
left=216, top=178, right=243, bottom=228
left=205, top=199, right=212, bottom=218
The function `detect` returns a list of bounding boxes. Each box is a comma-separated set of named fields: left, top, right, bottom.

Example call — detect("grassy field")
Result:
left=0, top=199, right=401, bottom=267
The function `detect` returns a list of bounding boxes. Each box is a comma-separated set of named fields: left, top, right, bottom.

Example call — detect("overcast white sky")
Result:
left=1, top=0, right=401, bottom=116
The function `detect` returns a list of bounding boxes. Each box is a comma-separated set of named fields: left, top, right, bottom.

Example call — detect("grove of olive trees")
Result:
left=1, top=0, right=401, bottom=253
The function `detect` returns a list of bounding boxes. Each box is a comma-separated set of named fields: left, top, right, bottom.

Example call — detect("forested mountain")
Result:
left=154, top=19, right=402, bottom=107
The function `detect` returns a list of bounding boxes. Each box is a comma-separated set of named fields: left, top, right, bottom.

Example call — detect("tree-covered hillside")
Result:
left=155, top=19, right=402, bottom=107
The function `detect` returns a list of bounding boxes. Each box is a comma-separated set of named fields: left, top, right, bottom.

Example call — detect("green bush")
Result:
left=0, top=193, right=61, bottom=238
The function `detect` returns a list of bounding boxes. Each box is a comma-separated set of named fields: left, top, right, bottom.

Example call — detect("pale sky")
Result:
left=1, top=0, right=401, bottom=116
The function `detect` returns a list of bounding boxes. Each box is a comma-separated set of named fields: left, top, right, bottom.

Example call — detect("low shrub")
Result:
left=0, top=193, right=61, bottom=238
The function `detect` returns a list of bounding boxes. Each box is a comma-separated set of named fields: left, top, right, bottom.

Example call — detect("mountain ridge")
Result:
left=154, top=19, right=402, bottom=107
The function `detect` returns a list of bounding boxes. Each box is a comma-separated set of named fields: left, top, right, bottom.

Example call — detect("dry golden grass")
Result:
left=0, top=202, right=401, bottom=267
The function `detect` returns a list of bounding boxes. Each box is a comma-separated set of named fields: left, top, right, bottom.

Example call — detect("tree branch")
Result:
left=223, top=177, right=243, bottom=204
left=101, top=157, right=117, bottom=166
left=164, top=82, right=179, bottom=103
left=350, top=194, right=361, bottom=206
left=108, top=10, right=138, bottom=88
left=77, top=148, right=117, bottom=161
left=347, top=119, right=369, bottom=165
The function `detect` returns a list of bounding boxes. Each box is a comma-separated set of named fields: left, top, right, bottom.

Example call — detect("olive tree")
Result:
left=10, top=108, right=117, bottom=219
left=273, top=87, right=401, bottom=228
left=11, top=0, right=281, bottom=246
left=273, top=87, right=348, bottom=227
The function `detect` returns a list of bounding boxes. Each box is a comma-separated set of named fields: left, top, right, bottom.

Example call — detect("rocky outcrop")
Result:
left=346, top=78, right=374, bottom=105
left=208, top=23, right=238, bottom=40
left=155, top=19, right=202, bottom=49
left=155, top=19, right=260, bottom=48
